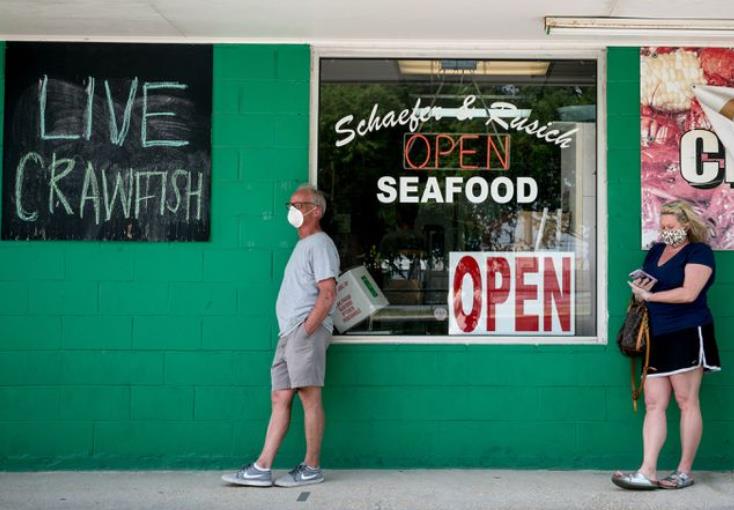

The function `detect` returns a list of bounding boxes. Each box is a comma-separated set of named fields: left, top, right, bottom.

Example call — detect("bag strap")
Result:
left=630, top=312, right=651, bottom=412
left=629, top=357, right=638, bottom=411
left=640, top=315, right=652, bottom=400
left=634, top=309, right=646, bottom=351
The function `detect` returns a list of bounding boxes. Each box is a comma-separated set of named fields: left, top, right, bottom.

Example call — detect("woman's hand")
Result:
left=634, top=276, right=656, bottom=291
left=628, top=280, right=653, bottom=302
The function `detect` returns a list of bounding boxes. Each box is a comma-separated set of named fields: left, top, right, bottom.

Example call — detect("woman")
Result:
left=612, top=199, right=721, bottom=490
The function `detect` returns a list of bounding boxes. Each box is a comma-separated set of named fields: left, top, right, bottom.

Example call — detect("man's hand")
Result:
left=303, top=321, right=317, bottom=336
left=303, top=278, right=337, bottom=335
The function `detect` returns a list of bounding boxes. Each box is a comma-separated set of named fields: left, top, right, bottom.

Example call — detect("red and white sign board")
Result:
left=448, top=252, right=575, bottom=336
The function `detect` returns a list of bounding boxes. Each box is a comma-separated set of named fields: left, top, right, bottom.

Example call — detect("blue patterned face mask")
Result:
left=659, top=228, right=687, bottom=246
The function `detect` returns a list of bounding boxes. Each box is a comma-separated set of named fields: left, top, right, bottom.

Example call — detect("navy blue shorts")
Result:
left=647, top=322, right=721, bottom=378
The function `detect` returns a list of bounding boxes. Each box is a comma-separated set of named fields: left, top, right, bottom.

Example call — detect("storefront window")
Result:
left=318, top=57, right=597, bottom=339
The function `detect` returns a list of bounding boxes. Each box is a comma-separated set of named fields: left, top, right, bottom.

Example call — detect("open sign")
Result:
left=403, top=132, right=511, bottom=170
left=448, top=252, right=575, bottom=336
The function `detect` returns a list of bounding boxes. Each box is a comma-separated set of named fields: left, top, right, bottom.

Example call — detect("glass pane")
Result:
left=318, top=58, right=597, bottom=337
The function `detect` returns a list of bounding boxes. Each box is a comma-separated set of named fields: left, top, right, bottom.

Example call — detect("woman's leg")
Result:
left=639, top=376, right=673, bottom=480
left=669, top=366, right=704, bottom=475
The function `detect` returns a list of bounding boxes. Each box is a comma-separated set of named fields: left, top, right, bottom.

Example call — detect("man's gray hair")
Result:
left=297, top=183, right=327, bottom=215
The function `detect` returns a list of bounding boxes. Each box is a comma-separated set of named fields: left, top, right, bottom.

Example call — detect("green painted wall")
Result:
left=0, top=45, right=731, bottom=470
left=0, top=44, right=310, bottom=469
left=605, top=47, right=733, bottom=469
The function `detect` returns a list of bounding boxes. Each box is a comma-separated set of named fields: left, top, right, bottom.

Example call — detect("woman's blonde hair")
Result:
left=660, top=199, right=710, bottom=243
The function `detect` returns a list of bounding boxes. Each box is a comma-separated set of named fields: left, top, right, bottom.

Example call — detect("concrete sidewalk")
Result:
left=1, top=470, right=733, bottom=510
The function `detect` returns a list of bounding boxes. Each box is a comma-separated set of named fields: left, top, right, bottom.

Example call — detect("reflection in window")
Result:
left=318, top=58, right=597, bottom=337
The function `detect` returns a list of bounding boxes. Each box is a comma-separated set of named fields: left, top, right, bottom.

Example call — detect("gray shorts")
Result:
left=271, top=323, right=331, bottom=391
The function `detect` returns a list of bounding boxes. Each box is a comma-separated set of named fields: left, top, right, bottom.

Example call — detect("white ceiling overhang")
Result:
left=0, top=0, right=733, bottom=47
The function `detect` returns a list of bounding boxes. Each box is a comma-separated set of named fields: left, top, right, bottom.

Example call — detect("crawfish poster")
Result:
left=640, top=47, right=734, bottom=250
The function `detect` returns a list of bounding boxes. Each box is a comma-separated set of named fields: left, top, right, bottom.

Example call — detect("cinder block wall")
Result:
left=0, top=44, right=731, bottom=470
left=605, top=47, right=733, bottom=469
left=0, top=44, right=311, bottom=468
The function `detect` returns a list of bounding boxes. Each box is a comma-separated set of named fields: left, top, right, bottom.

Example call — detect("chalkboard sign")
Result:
left=2, top=42, right=212, bottom=241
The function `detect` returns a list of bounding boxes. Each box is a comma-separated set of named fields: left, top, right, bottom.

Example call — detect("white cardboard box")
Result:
left=334, top=265, right=389, bottom=333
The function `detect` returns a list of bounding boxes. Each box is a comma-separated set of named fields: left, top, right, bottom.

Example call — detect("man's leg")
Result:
left=257, top=389, right=296, bottom=469
left=639, top=376, right=672, bottom=480
left=273, top=325, right=329, bottom=487
left=298, top=386, right=324, bottom=468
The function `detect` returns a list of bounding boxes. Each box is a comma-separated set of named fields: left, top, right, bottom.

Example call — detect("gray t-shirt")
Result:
left=276, top=231, right=340, bottom=337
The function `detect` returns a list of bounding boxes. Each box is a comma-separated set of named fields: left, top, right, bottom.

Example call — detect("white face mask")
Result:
left=660, top=227, right=687, bottom=246
left=287, top=205, right=316, bottom=229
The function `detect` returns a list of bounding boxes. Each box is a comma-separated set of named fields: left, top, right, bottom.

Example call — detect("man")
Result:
left=223, top=184, right=340, bottom=488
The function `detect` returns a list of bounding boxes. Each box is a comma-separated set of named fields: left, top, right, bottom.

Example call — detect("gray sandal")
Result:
left=611, top=470, right=659, bottom=490
left=658, top=470, right=695, bottom=489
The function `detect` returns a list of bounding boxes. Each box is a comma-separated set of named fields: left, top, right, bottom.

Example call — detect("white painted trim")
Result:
left=596, top=49, right=609, bottom=346
left=332, top=335, right=603, bottom=345
left=309, top=48, right=320, bottom=186
left=309, top=45, right=608, bottom=346
left=313, top=46, right=603, bottom=59
left=3, top=35, right=734, bottom=48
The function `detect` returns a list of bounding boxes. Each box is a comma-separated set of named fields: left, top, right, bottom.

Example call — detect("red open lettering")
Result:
left=515, top=256, right=539, bottom=332
left=487, top=135, right=510, bottom=170
left=452, top=255, right=482, bottom=333
left=403, top=133, right=431, bottom=169
left=435, top=134, right=456, bottom=169
left=459, top=134, right=479, bottom=169
left=450, top=252, right=575, bottom=335
left=486, top=256, right=510, bottom=332
left=543, top=256, right=572, bottom=332
left=403, top=133, right=511, bottom=170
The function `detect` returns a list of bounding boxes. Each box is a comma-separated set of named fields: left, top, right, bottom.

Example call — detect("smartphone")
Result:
left=628, top=269, right=658, bottom=286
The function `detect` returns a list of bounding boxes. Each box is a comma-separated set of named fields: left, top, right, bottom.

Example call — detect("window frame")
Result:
left=310, top=45, right=608, bottom=345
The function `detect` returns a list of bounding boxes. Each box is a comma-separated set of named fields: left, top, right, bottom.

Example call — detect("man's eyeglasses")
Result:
left=285, top=201, right=317, bottom=211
